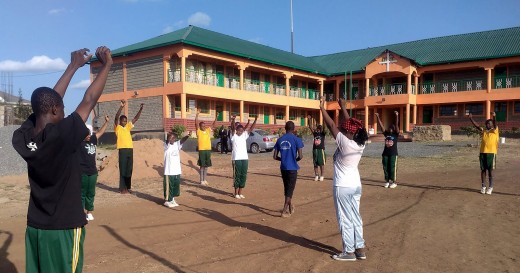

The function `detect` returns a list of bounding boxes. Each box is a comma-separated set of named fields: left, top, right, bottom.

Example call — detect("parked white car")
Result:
left=212, top=129, right=278, bottom=153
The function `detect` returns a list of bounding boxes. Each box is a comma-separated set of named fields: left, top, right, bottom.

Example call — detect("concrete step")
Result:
left=368, top=133, right=413, bottom=142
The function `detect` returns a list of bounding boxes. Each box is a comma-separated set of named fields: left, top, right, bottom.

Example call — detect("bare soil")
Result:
left=1, top=136, right=519, bottom=273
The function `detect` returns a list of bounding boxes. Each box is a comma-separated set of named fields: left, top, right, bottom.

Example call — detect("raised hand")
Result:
left=70, top=48, right=92, bottom=69
left=104, top=115, right=109, bottom=122
left=394, top=111, right=399, bottom=116
left=95, top=46, right=112, bottom=66
left=140, top=103, right=144, bottom=109
left=492, top=112, right=496, bottom=117
left=375, top=112, right=379, bottom=117
left=468, top=113, right=472, bottom=119
left=320, top=96, right=325, bottom=108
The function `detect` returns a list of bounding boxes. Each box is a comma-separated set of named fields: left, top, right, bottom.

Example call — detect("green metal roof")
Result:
left=111, top=26, right=326, bottom=74
left=311, top=26, right=520, bottom=75
left=110, top=26, right=520, bottom=76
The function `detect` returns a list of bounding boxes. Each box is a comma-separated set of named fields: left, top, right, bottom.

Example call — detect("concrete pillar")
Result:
left=180, top=93, right=187, bottom=119
left=239, top=68, right=244, bottom=90
left=285, top=105, right=290, bottom=121
left=373, top=108, right=378, bottom=133
left=407, top=73, right=412, bottom=94
left=181, top=56, right=186, bottom=82
left=486, top=100, right=491, bottom=120
left=405, top=103, right=411, bottom=132
left=365, top=78, right=370, bottom=98
left=414, top=74, right=419, bottom=94
left=364, top=106, right=369, bottom=130
left=285, top=77, right=290, bottom=97
left=486, top=68, right=492, bottom=93
left=240, top=100, right=244, bottom=123
left=413, top=104, right=417, bottom=125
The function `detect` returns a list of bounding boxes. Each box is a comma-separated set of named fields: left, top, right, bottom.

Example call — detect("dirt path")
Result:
left=1, top=137, right=519, bottom=273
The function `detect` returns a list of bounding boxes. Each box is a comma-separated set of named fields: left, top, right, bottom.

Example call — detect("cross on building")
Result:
left=379, top=51, right=397, bottom=72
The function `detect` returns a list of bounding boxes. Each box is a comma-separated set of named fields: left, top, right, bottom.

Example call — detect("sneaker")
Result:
left=389, top=183, right=397, bottom=189
left=281, top=210, right=291, bottom=218
left=170, top=201, right=180, bottom=207
left=319, top=176, right=324, bottom=181
left=235, top=195, right=242, bottom=199
left=481, top=187, right=486, bottom=194
left=355, top=249, right=366, bottom=260
left=486, top=187, right=493, bottom=195
left=314, top=176, right=319, bottom=181
left=332, top=252, right=357, bottom=261
left=163, top=201, right=174, bottom=208
left=289, top=204, right=295, bottom=214
left=384, top=182, right=390, bottom=188
left=86, top=213, right=94, bottom=221
left=201, top=181, right=209, bottom=186
left=239, top=194, right=245, bottom=199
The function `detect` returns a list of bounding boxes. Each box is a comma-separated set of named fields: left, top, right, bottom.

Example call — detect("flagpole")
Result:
left=290, top=0, right=294, bottom=53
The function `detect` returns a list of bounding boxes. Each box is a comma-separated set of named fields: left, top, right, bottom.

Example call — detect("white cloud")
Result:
left=162, top=26, right=174, bottom=34
left=174, top=20, right=185, bottom=28
left=0, top=56, right=67, bottom=72
left=187, top=12, right=211, bottom=27
left=48, top=8, right=66, bottom=15
left=71, top=80, right=91, bottom=89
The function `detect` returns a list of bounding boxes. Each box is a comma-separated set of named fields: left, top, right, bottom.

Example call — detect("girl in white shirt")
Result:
left=163, top=131, right=190, bottom=208
left=230, top=115, right=257, bottom=199
left=320, top=97, right=369, bottom=262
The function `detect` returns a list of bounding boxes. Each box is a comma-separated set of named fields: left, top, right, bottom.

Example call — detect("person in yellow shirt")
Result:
left=114, top=100, right=144, bottom=194
left=469, top=112, right=499, bottom=195
left=195, top=109, right=217, bottom=185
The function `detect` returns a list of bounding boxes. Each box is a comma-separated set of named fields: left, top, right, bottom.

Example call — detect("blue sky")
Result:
left=1, top=0, right=519, bottom=114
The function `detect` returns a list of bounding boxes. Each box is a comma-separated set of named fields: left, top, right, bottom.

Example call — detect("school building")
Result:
left=91, top=26, right=520, bottom=134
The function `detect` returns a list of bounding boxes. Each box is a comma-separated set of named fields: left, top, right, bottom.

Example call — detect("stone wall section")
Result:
left=412, top=125, right=451, bottom=141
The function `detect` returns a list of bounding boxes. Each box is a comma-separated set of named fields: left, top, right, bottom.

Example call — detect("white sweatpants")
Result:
left=333, top=185, right=365, bottom=253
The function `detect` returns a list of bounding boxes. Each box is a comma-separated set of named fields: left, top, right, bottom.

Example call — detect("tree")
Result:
left=14, top=89, right=32, bottom=124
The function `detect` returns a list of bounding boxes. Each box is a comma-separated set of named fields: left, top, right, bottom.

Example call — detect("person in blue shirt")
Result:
left=273, top=121, right=304, bottom=217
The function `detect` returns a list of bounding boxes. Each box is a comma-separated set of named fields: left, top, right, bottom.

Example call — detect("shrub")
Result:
left=459, top=126, right=480, bottom=138
left=296, top=126, right=312, bottom=138
left=171, top=125, right=186, bottom=138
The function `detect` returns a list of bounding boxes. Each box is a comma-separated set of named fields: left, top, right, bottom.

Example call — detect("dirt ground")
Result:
left=1, top=136, right=519, bottom=273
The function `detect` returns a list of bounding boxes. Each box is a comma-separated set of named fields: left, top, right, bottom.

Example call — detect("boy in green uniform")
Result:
left=79, top=114, right=110, bottom=221
left=114, top=100, right=144, bottom=194
left=375, top=111, right=400, bottom=188
left=12, top=46, right=112, bottom=273
left=195, top=109, right=217, bottom=185
left=469, top=112, right=499, bottom=194
left=308, top=114, right=326, bottom=181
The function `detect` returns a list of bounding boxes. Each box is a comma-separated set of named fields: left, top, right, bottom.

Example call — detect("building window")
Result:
left=465, top=103, right=483, bottom=115
left=289, top=109, right=297, bottom=120
left=249, top=105, right=258, bottom=118
left=515, top=101, right=520, bottom=113
left=439, top=105, right=457, bottom=116
left=198, top=100, right=210, bottom=114
left=275, top=109, right=285, bottom=120
left=231, top=103, right=240, bottom=117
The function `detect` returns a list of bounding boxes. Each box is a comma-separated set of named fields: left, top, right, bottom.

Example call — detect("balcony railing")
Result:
left=369, top=83, right=406, bottom=96
left=420, top=78, right=486, bottom=94
left=168, top=69, right=181, bottom=82
left=273, top=84, right=285, bottom=95
left=226, top=76, right=240, bottom=89
left=494, top=75, right=520, bottom=89
left=185, top=69, right=220, bottom=86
